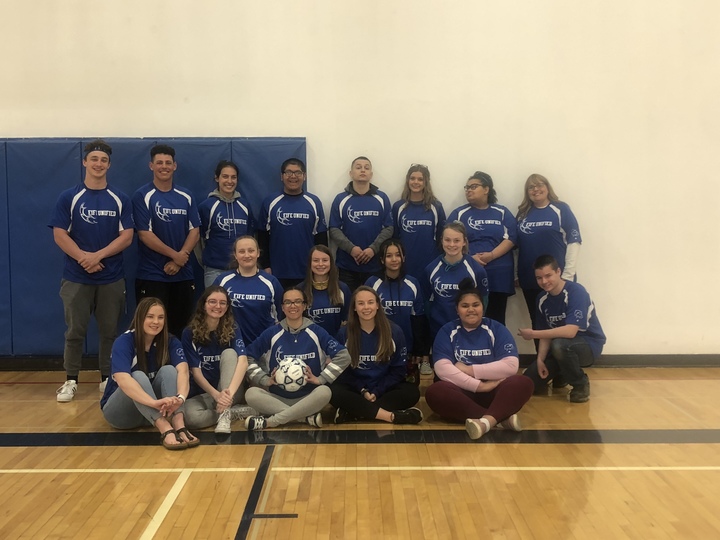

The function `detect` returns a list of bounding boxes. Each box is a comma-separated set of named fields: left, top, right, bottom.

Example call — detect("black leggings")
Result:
left=330, top=382, right=420, bottom=420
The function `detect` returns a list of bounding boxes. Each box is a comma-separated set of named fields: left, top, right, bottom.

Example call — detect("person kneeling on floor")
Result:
left=517, top=255, right=606, bottom=403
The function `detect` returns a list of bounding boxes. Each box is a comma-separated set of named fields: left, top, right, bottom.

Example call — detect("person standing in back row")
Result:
left=50, top=139, right=134, bottom=402
left=329, top=156, right=393, bottom=292
left=258, top=158, right=328, bottom=289
left=133, top=144, right=201, bottom=338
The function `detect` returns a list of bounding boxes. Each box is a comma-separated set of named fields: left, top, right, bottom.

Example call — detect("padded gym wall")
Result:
left=2, top=137, right=305, bottom=357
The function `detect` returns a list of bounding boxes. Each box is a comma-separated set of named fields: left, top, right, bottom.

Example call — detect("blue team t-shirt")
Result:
left=447, top=204, right=517, bottom=295
left=433, top=318, right=518, bottom=367
left=535, top=280, right=606, bottom=358
left=214, top=270, right=283, bottom=346
left=391, top=199, right=446, bottom=280
left=181, top=326, right=247, bottom=397
left=259, top=191, right=327, bottom=280
left=132, top=182, right=201, bottom=282
left=300, top=280, right=352, bottom=337
left=336, top=322, right=407, bottom=398
left=49, top=183, right=134, bottom=284
left=100, top=331, right=186, bottom=408
left=365, top=275, right=425, bottom=353
left=329, top=185, right=392, bottom=273
left=517, top=202, right=581, bottom=289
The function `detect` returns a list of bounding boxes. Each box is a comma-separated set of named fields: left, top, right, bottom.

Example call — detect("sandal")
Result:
left=161, top=429, right=187, bottom=450
left=176, top=427, right=201, bottom=448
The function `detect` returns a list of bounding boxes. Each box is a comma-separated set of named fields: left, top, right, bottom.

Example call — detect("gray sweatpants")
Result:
left=102, top=365, right=181, bottom=428
left=246, top=385, right=331, bottom=427
left=184, top=349, right=247, bottom=429
left=60, top=278, right=126, bottom=378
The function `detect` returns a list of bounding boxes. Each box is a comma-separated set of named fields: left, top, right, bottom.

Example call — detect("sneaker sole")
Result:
left=56, top=395, right=75, bottom=403
left=465, top=419, right=484, bottom=440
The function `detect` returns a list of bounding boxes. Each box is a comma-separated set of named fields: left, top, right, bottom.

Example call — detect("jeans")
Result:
left=523, top=337, right=594, bottom=392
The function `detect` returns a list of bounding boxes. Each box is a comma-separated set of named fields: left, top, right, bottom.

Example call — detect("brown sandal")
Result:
left=176, top=427, right=200, bottom=448
left=161, top=429, right=188, bottom=450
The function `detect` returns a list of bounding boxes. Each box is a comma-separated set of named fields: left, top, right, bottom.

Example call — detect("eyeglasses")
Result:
left=206, top=299, right=228, bottom=307
left=528, top=184, right=546, bottom=192
left=464, top=184, right=484, bottom=192
left=283, top=170, right=305, bottom=178
left=282, top=299, right=306, bottom=306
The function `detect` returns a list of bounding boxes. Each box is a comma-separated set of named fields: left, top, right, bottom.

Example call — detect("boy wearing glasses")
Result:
left=258, top=158, right=328, bottom=289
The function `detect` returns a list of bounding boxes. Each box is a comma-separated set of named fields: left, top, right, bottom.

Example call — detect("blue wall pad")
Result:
left=2, top=137, right=305, bottom=357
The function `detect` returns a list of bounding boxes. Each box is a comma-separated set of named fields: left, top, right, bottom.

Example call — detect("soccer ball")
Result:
left=274, top=357, right=308, bottom=392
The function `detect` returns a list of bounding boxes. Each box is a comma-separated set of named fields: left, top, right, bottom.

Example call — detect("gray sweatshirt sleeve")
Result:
left=246, top=354, right=273, bottom=388
left=317, top=347, right=351, bottom=385
left=369, top=225, right=394, bottom=255
left=329, top=227, right=356, bottom=254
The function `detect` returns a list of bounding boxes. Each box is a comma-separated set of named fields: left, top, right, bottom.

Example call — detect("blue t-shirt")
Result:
left=300, top=280, right=352, bottom=337
left=422, top=255, right=489, bottom=336
left=199, top=194, right=255, bottom=270
left=447, top=204, right=517, bottom=295
left=132, top=182, right=201, bottom=282
left=517, top=202, right=581, bottom=289
left=365, top=275, right=425, bottom=353
left=329, top=185, right=392, bottom=273
left=100, top=331, right=186, bottom=408
left=391, top=199, right=446, bottom=280
left=181, top=326, right=246, bottom=398
left=259, top=191, right=327, bottom=279
left=535, top=280, right=606, bottom=358
left=248, top=322, right=346, bottom=399
left=336, top=322, right=407, bottom=398
left=433, top=318, right=518, bottom=367
left=214, top=270, right=283, bottom=346
left=49, top=183, right=134, bottom=285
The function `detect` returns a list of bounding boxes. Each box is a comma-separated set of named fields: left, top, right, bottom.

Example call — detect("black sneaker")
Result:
left=568, top=383, right=590, bottom=403
left=334, top=408, right=353, bottom=424
left=392, top=407, right=424, bottom=425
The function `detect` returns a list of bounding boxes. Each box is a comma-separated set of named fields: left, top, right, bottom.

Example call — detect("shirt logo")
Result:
left=276, top=206, right=310, bottom=226
left=518, top=219, right=552, bottom=235
left=433, top=277, right=456, bottom=298
left=346, top=205, right=379, bottom=224
left=155, top=201, right=187, bottom=223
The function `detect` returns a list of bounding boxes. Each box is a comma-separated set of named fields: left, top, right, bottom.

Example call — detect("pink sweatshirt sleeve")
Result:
left=434, top=359, right=480, bottom=392
left=471, top=356, right=519, bottom=380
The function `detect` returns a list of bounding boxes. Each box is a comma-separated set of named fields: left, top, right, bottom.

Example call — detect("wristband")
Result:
left=176, top=393, right=186, bottom=403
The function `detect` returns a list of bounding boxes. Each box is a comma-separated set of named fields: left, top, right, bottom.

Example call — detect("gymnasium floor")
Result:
left=1, top=368, right=719, bottom=539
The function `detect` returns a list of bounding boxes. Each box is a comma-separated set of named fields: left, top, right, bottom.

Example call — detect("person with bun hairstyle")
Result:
left=331, top=286, right=423, bottom=425
left=425, top=279, right=534, bottom=440
left=101, top=297, right=199, bottom=450
left=243, top=288, right=351, bottom=430
left=300, top=245, right=352, bottom=337
left=181, top=286, right=256, bottom=434
left=198, top=160, right=256, bottom=287
left=391, top=164, right=446, bottom=280
left=447, top=171, right=516, bottom=325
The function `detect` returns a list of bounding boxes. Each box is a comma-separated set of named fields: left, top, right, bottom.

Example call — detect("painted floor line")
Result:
left=0, top=467, right=255, bottom=474
left=140, top=469, right=191, bottom=540
left=271, top=465, right=720, bottom=472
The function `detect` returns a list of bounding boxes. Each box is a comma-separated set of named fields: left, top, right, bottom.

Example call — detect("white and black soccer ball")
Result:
left=274, top=357, right=308, bottom=392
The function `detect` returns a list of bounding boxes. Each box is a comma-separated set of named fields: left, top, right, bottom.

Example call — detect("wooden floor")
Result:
left=1, top=368, right=719, bottom=539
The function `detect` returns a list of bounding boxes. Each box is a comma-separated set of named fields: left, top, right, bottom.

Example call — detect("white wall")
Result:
left=2, top=0, right=719, bottom=354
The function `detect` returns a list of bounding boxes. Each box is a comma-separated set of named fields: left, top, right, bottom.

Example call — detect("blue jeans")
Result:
left=102, top=365, right=181, bottom=428
left=523, top=337, right=594, bottom=392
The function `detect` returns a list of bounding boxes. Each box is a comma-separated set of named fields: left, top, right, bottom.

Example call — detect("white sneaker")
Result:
left=98, top=379, right=107, bottom=393
left=495, top=413, right=522, bottom=432
left=57, top=380, right=77, bottom=403
left=215, top=409, right=233, bottom=434
left=419, top=361, right=433, bottom=375
left=306, top=412, right=323, bottom=428
left=229, top=405, right=258, bottom=421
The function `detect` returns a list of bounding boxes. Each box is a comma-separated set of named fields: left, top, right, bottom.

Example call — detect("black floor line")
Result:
left=236, top=445, right=283, bottom=539
left=2, top=428, right=720, bottom=448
